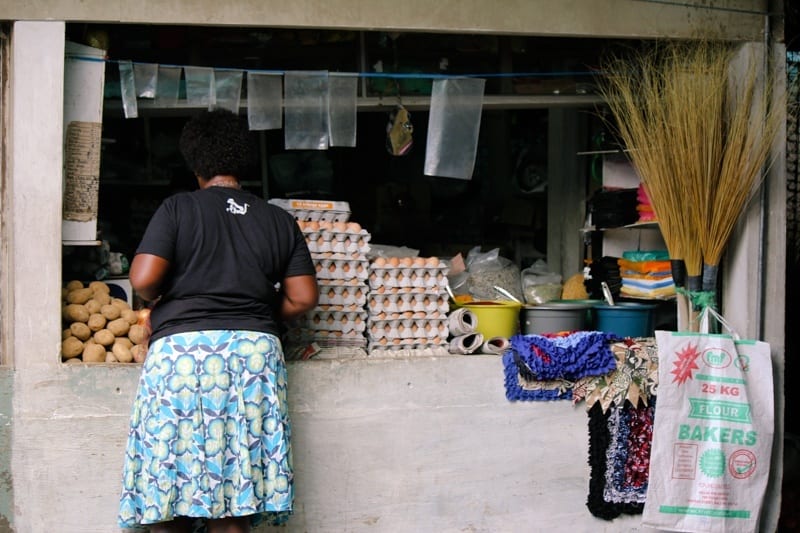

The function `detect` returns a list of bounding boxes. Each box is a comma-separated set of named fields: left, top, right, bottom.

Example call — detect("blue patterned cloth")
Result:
left=118, top=330, right=293, bottom=530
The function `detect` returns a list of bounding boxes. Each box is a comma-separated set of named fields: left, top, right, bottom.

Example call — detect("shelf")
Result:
left=581, top=221, right=659, bottom=232
left=63, top=240, right=102, bottom=246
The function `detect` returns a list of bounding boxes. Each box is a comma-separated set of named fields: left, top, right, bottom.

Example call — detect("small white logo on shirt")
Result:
left=226, top=198, right=249, bottom=215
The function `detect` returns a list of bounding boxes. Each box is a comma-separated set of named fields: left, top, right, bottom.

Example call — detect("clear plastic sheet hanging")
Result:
left=154, top=66, right=182, bottom=108
left=247, top=72, right=283, bottom=130
left=424, top=78, right=486, bottom=180
left=118, top=60, right=138, bottom=119
left=213, top=69, right=243, bottom=113
left=284, top=71, right=329, bottom=150
left=133, top=63, right=158, bottom=99
left=327, top=74, right=357, bottom=147
left=184, top=66, right=216, bottom=108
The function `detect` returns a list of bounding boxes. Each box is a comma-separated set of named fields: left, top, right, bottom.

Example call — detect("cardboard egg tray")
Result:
left=367, top=267, right=448, bottom=290
left=313, top=257, right=369, bottom=281
left=297, top=311, right=367, bottom=333
left=284, top=328, right=367, bottom=345
left=299, top=221, right=372, bottom=255
left=367, top=318, right=449, bottom=341
left=367, top=292, right=448, bottom=315
left=269, top=198, right=351, bottom=223
left=318, top=281, right=368, bottom=306
left=367, top=344, right=450, bottom=356
left=367, top=338, right=449, bottom=352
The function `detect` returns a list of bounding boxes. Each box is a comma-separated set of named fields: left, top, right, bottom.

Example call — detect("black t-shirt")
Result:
left=136, top=187, right=315, bottom=342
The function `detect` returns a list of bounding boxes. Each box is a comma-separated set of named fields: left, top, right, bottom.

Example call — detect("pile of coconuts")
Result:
left=61, top=280, right=150, bottom=363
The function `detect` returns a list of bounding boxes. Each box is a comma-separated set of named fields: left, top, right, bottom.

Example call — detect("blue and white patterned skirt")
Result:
left=118, top=330, right=293, bottom=529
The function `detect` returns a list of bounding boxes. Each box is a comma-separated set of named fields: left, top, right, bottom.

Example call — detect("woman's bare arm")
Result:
left=129, top=253, right=170, bottom=302
left=280, top=274, right=319, bottom=321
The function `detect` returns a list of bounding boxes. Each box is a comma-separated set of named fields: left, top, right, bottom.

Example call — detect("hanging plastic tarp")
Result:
left=184, top=66, right=216, bottom=108
left=118, top=60, right=138, bottom=119
left=154, top=66, right=182, bottom=108
left=327, top=74, right=358, bottom=147
left=214, top=69, right=243, bottom=113
left=133, top=63, right=158, bottom=99
left=284, top=70, right=329, bottom=150
left=424, top=78, right=486, bottom=180
left=247, top=72, right=283, bottom=130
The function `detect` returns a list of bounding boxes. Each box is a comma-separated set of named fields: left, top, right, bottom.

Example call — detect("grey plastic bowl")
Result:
left=520, top=301, right=593, bottom=335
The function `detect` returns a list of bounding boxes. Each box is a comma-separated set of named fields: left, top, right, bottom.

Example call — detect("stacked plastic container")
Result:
left=366, top=256, right=450, bottom=354
left=269, top=199, right=371, bottom=358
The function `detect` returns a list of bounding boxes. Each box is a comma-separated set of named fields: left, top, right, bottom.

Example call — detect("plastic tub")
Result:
left=520, top=302, right=593, bottom=334
left=548, top=299, right=602, bottom=329
left=452, top=300, right=522, bottom=339
left=593, top=302, right=657, bottom=338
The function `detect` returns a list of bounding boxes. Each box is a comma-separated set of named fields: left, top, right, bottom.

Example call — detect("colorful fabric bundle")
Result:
left=617, top=257, right=675, bottom=299
left=636, top=184, right=656, bottom=222
left=574, top=338, right=659, bottom=520
left=502, top=331, right=617, bottom=401
left=586, top=401, right=655, bottom=519
left=573, top=337, right=659, bottom=411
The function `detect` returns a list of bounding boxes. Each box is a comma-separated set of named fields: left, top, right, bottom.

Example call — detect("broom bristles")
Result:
left=598, top=41, right=782, bottom=282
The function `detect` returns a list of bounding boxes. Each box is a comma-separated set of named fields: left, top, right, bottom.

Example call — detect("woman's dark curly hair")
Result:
left=179, top=109, right=257, bottom=180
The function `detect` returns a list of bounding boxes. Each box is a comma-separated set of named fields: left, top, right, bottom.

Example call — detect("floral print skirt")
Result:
left=118, top=330, right=293, bottom=530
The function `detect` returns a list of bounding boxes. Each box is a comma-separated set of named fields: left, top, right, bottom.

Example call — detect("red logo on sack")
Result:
left=671, top=342, right=702, bottom=384
left=728, top=449, right=756, bottom=479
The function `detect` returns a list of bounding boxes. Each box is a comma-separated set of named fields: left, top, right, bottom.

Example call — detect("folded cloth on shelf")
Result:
left=617, top=258, right=671, bottom=275
left=447, top=307, right=477, bottom=336
left=448, top=332, right=484, bottom=355
left=620, top=284, right=676, bottom=299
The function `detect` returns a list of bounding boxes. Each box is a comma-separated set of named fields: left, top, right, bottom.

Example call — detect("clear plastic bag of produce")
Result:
left=521, top=260, right=563, bottom=304
left=464, top=246, right=523, bottom=301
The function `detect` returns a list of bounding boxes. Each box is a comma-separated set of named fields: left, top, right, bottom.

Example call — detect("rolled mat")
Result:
left=448, top=307, right=478, bottom=336
left=481, top=336, right=510, bottom=355
left=449, top=333, right=484, bottom=355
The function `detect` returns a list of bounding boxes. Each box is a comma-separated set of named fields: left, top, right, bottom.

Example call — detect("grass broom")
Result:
left=598, top=43, right=726, bottom=330
left=701, top=47, right=784, bottom=299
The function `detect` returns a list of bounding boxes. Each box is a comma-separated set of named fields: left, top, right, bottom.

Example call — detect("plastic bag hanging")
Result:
left=184, top=66, right=216, bottom=109
left=133, top=63, right=158, bottom=98
left=284, top=70, right=329, bottom=150
left=247, top=72, right=283, bottom=130
left=214, top=69, right=243, bottom=113
left=386, top=105, right=413, bottom=156
left=327, top=74, right=357, bottom=147
left=154, top=66, right=182, bottom=108
left=424, top=78, right=486, bottom=179
left=118, top=60, right=138, bottom=119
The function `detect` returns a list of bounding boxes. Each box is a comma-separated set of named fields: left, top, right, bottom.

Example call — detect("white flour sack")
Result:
left=642, top=314, right=774, bottom=533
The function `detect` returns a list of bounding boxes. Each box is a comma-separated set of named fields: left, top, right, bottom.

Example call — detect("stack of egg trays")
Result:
left=366, top=259, right=450, bottom=354
left=289, top=220, right=371, bottom=352
left=268, top=198, right=351, bottom=223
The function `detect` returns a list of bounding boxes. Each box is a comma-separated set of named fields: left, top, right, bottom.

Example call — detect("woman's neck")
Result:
left=200, top=175, right=241, bottom=190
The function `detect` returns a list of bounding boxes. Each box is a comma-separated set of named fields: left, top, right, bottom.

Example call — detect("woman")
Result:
left=118, top=109, right=318, bottom=533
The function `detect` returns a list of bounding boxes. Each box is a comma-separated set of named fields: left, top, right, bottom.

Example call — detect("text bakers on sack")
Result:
left=678, top=424, right=757, bottom=445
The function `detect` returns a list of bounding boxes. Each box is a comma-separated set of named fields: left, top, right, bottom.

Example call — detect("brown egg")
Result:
left=425, top=256, right=439, bottom=268
left=373, top=257, right=387, bottom=267
left=399, top=257, right=413, bottom=267
left=388, top=257, right=400, bottom=267
left=347, top=222, right=362, bottom=233
left=412, top=257, right=426, bottom=267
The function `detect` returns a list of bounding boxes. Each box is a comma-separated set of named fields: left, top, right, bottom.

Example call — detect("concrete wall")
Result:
left=1, top=5, right=787, bottom=531
left=3, top=0, right=768, bottom=40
